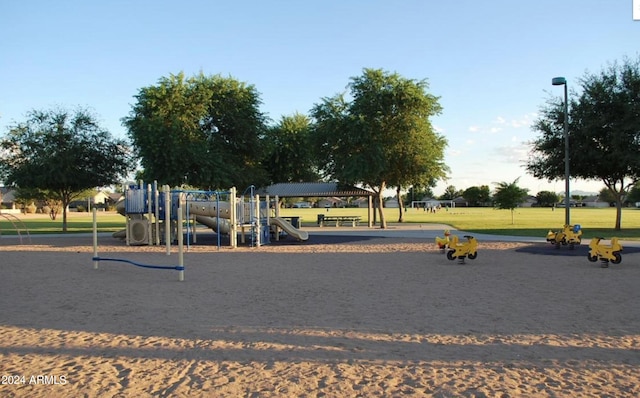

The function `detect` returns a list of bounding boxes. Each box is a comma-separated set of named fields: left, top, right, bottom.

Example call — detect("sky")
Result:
left=1, top=0, right=638, bottom=196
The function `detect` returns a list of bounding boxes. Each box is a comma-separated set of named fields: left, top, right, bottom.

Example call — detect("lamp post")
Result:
left=552, top=76, right=570, bottom=225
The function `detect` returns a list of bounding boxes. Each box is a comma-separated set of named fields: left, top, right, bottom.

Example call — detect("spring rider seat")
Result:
left=587, top=237, right=623, bottom=268
left=546, top=224, right=582, bottom=249
left=435, top=230, right=451, bottom=253
left=446, top=235, right=478, bottom=264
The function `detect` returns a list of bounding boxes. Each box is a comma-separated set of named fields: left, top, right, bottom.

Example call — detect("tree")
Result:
left=626, top=183, right=640, bottom=205
left=493, top=178, right=529, bottom=224
left=527, top=56, right=640, bottom=230
left=123, top=72, right=269, bottom=190
left=598, top=187, right=616, bottom=204
left=439, top=185, right=461, bottom=200
left=536, top=190, right=559, bottom=207
left=463, top=185, right=491, bottom=207
left=10, top=187, right=43, bottom=213
left=262, top=113, right=319, bottom=184
left=310, top=68, right=447, bottom=228
left=405, top=185, right=434, bottom=207
left=11, top=187, right=63, bottom=219
left=0, top=107, right=134, bottom=231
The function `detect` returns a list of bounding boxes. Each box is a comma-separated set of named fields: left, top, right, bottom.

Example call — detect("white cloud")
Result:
left=466, top=112, right=536, bottom=137
left=510, top=120, right=527, bottom=128
left=509, top=112, right=537, bottom=128
left=493, top=141, right=531, bottom=164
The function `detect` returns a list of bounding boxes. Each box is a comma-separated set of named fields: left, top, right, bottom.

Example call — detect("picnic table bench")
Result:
left=317, top=214, right=361, bottom=227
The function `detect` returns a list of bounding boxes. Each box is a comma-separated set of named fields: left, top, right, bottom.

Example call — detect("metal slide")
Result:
left=269, top=217, right=309, bottom=241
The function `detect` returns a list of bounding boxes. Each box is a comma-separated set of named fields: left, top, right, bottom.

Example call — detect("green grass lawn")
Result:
left=2, top=206, right=639, bottom=239
left=0, top=212, right=126, bottom=235
left=277, top=206, right=640, bottom=240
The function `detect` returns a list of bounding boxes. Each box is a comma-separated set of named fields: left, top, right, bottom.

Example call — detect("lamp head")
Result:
left=552, top=77, right=567, bottom=86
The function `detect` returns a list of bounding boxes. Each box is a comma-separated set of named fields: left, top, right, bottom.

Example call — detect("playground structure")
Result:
left=546, top=224, right=582, bottom=249
left=93, top=208, right=185, bottom=281
left=446, top=234, right=478, bottom=264
left=116, top=181, right=308, bottom=249
left=435, top=230, right=451, bottom=253
left=587, top=237, right=623, bottom=267
left=0, top=213, right=31, bottom=244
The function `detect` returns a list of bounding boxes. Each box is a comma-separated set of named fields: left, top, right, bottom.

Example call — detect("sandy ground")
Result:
left=1, top=230, right=639, bottom=397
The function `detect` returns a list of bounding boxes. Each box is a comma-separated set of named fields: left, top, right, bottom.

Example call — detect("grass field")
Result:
left=0, top=212, right=125, bottom=236
left=1, top=206, right=639, bottom=239
left=279, top=206, right=640, bottom=240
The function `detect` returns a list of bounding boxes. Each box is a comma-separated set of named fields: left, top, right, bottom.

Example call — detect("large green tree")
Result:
left=439, top=185, right=462, bottom=201
left=0, top=107, right=133, bottom=231
left=310, top=68, right=447, bottom=228
left=626, top=183, right=640, bottom=205
left=263, top=113, right=319, bottom=184
left=462, top=185, right=491, bottom=207
left=123, top=72, right=269, bottom=190
left=493, top=178, right=529, bottom=224
left=527, top=56, right=640, bottom=230
left=536, top=190, right=559, bottom=207
left=405, top=185, right=435, bottom=206
left=598, top=187, right=616, bottom=204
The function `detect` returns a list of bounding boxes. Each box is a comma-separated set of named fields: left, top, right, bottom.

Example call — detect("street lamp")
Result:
left=552, top=76, right=570, bottom=225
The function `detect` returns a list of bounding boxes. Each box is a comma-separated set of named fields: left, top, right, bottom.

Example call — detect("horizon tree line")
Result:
left=2, top=56, right=639, bottom=230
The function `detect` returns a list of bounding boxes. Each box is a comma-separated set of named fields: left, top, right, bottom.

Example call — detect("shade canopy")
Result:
left=257, top=182, right=375, bottom=198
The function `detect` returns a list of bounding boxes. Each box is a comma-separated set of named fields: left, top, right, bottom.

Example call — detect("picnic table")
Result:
left=317, top=214, right=361, bottom=227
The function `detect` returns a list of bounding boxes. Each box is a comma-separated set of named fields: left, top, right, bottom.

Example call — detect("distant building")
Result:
left=0, top=187, right=18, bottom=210
left=452, top=197, right=468, bottom=207
left=384, top=198, right=399, bottom=208
left=318, top=197, right=346, bottom=208
left=67, top=191, right=118, bottom=210
left=520, top=195, right=538, bottom=208
left=583, top=195, right=609, bottom=208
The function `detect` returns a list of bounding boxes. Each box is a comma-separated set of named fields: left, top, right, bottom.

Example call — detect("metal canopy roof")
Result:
left=258, top=182, right=375, bottom=198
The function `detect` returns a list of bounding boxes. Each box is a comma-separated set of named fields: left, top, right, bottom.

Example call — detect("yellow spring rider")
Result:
left=446, top=235, right=478, bottom=264
left=546, top=224, right=582, bottom=249
left=587, top=237, right=623, bottom=267
left=435, top=230, right=451, bottom=253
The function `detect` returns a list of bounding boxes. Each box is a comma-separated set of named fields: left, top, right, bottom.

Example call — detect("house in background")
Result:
left=317, top=197, right=346, bottom=208
left=68, top=190, right=117, bottom=210
left=582, top=195, right=609, bottom=208
left=384, top=197, right=399, bottom=208
left=1, top=188, right=121, bottom=212
left=353, top=197, right=371, bottom=208
left=109, top=192, right=123, bottom=205
left=520, top=195, right=538, bottom=208
left=0, top=187, right=19, bottom=212
left=452, top=197, right=468, bottom=207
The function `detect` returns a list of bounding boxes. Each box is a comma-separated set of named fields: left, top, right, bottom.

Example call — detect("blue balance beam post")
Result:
left=92, top=207, right=185, bottom=281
